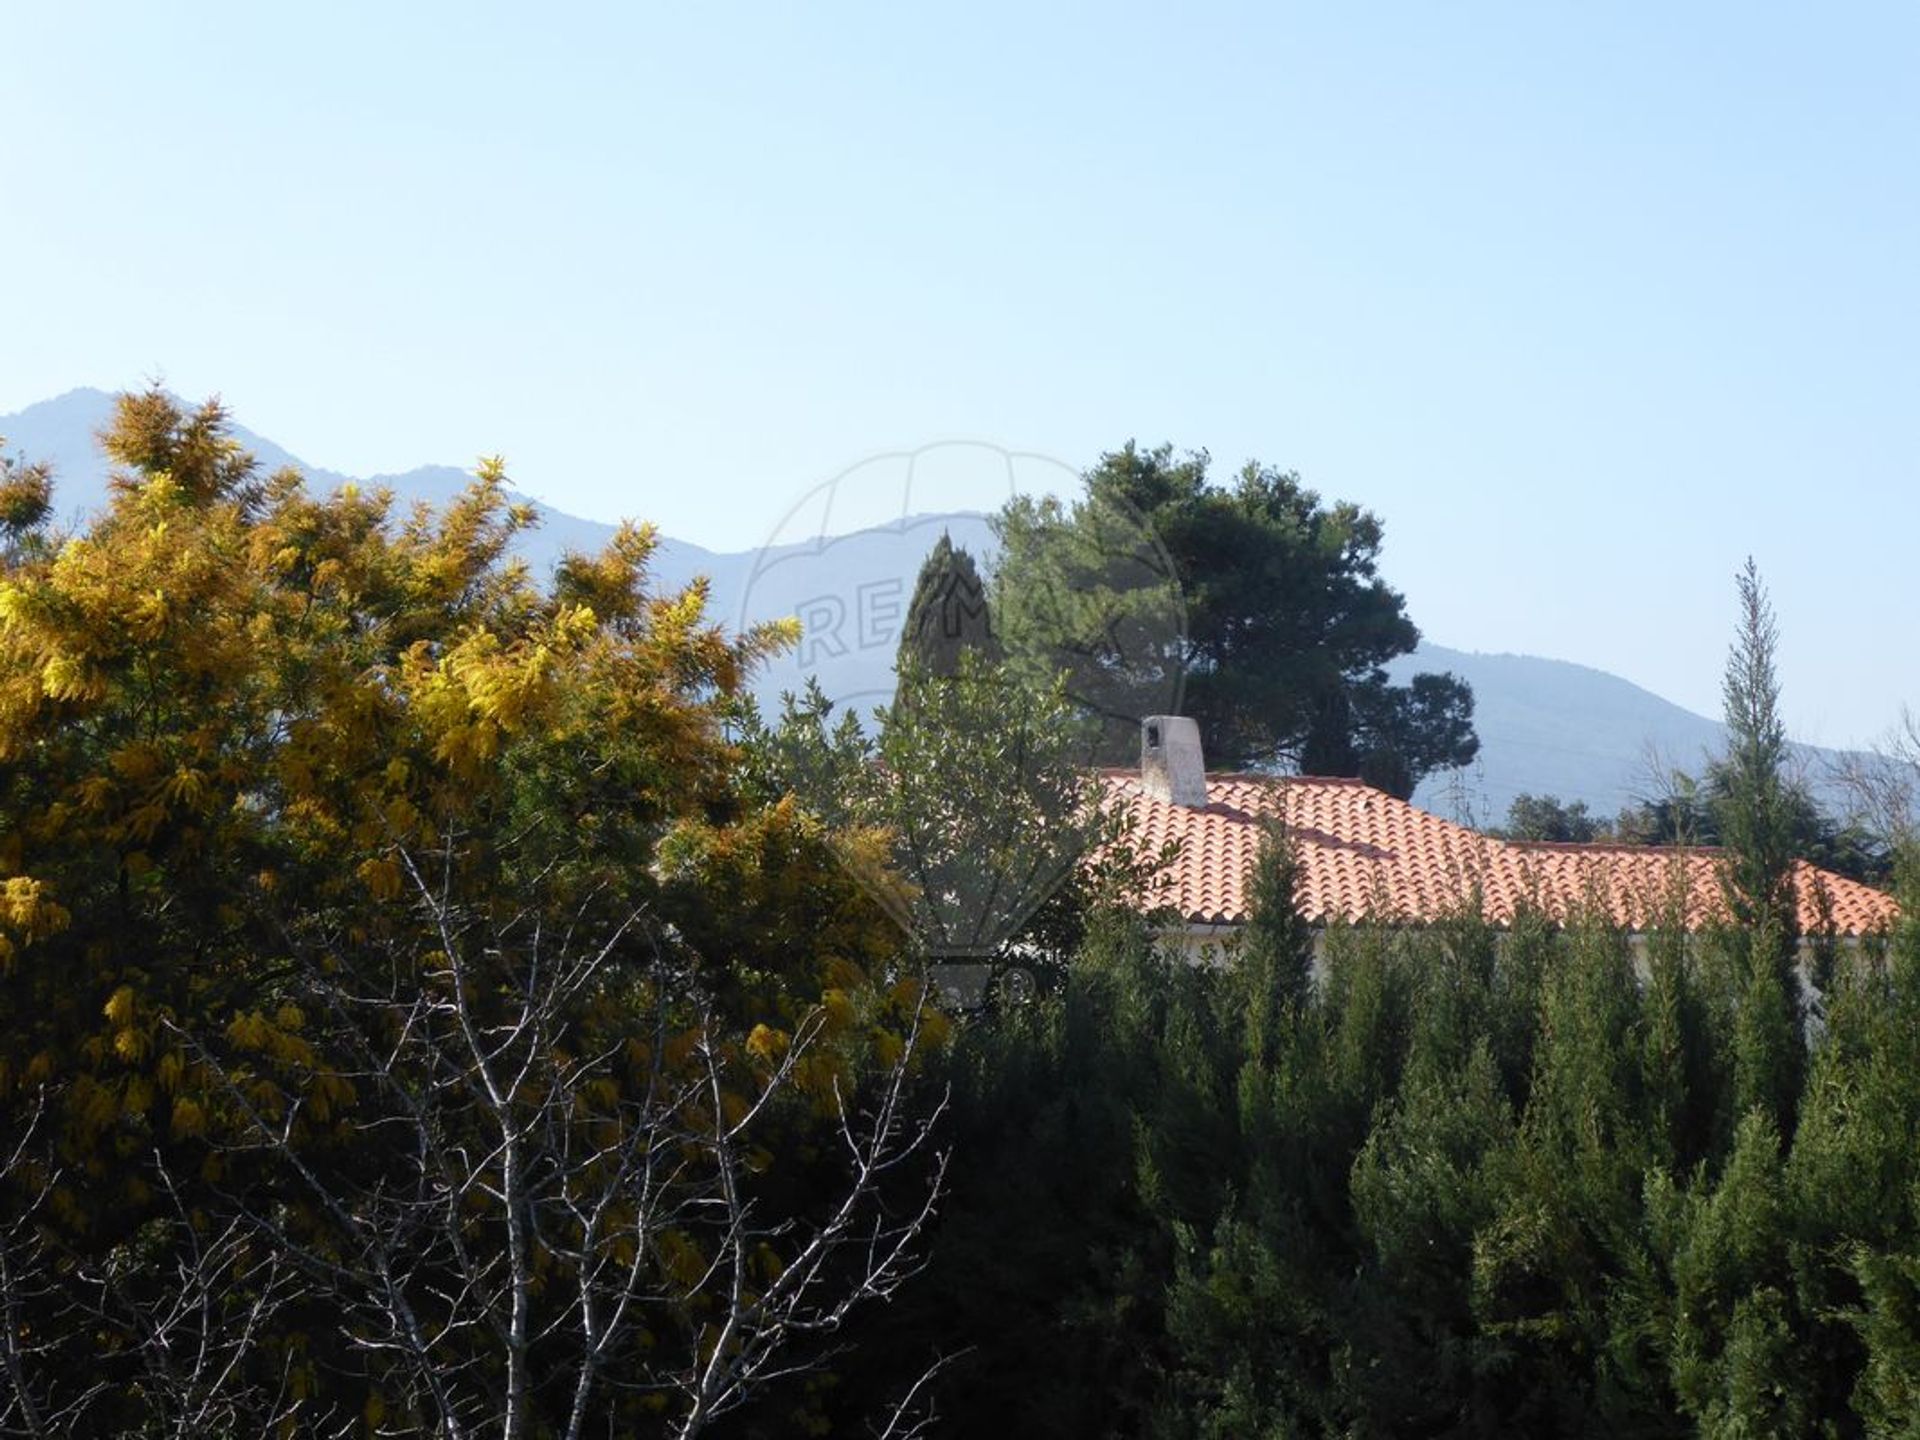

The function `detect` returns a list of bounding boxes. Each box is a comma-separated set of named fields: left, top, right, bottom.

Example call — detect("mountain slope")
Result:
left=2, top=389, right=1857, bottom=826
left=1389, top=645, right=1726, bottom=820
left=0, top=388, right=707, bottom=587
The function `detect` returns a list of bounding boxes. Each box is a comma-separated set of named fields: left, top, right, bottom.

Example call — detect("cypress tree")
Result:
left=1234, top=819, right=1316, bottom=1062
left=899, top=531, right=1001, bottom=679
left=1639, top=893, right=1717, bottom=1176
left=1713, top=559, right=1805, bottom=1133
left=1713, top=559, right=1800, bottom=953
left=1815, top=869, right=1920, bottom=1430
left=1663, top=1110, right=1810, bottom=1435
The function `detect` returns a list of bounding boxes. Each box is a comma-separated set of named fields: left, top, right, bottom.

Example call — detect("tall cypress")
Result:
left=1235, top=819, right=1316, bottom=1062
left=1714, top=558, right=1799, bottom=947
left=1712, top=559, right=1805, bottom=1132
left=899, top=532, right=1001, bottom=679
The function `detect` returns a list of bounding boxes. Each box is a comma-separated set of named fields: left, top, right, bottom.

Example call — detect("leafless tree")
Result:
left=2, top=828, right=948, bottom=1439
left=1, top=1098, right=333, bottom=1438
left=146, top=837, right=950, bottom=1439
left=1831, top=707, right=1920, bottom=856
left=0, top=1099, right=96, bottom=1439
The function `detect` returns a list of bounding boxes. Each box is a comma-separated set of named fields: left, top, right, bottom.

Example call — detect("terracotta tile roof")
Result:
left=1100, top=771, right=1900, bottom=939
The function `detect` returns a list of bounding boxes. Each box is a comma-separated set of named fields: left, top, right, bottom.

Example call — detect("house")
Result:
left=1104, top=716, right=1899, bottom=958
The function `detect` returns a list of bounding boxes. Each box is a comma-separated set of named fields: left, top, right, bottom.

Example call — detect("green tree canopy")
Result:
left=992, top=441, right=1477, bottom=797
left=1612, top=774, right=1891, bottom=886
left=1497, top=792, right=1609, bottom=842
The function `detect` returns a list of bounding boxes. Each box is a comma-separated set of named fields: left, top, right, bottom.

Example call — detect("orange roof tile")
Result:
left=1101, top=771, right=1900, bottom=939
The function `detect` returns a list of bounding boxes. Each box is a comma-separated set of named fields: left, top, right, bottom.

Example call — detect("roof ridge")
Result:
left=1506, top=839, right=1725, bottom=854
left=1097, top=768, right=1385, bottom=790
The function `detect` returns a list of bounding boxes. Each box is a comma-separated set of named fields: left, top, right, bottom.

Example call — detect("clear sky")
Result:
left=3, top=3, right=1915, bottom=746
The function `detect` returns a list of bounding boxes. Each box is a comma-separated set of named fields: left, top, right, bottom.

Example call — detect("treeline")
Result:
left=1496, top=786, right=1891, bottom=887
left=821, top=866, right=1920, bottom=1437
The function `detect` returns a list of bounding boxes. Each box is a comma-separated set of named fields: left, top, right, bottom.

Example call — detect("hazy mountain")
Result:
left=1388, top=645, right=1721, bottom=821
left=2, top=389, right=1863, bottom=828
left=0, top=388, right=723, bottom=590
left=0, top=389, right=993, bottom=656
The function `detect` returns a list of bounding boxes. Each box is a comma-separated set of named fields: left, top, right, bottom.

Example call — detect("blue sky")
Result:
left=2, top=3, right=1915, bottom=745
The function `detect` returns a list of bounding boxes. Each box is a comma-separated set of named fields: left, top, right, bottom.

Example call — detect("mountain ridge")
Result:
left=2, top=388, right=1856, bottom=824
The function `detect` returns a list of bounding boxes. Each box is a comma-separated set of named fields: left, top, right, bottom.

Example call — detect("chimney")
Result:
left=1141, top=715, right=1208, bottom=808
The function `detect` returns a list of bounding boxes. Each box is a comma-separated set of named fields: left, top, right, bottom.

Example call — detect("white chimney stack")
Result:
left=1141, top=715, right=1208, bottom=808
